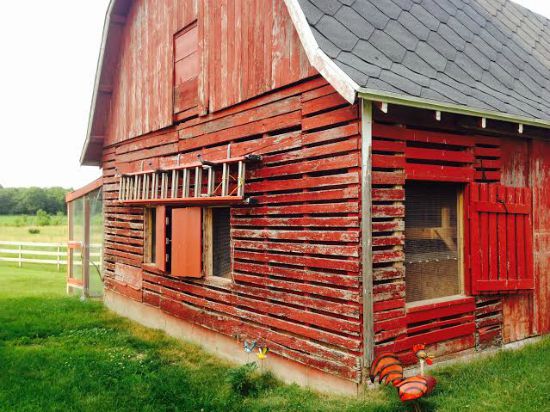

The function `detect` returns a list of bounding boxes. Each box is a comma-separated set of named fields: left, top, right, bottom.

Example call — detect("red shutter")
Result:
left=171, top=207, right=203, bottom=277
left=468, top=183, right=534, bottom=294
left=173, top=22, right=198, bottom=116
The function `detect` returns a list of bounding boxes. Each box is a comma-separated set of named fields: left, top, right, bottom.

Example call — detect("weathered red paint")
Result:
left=89, top=0, right=550, bottom=388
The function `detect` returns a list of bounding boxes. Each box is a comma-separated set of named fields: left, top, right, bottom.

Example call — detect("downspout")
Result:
left=361, top=99, right=374, bottom=380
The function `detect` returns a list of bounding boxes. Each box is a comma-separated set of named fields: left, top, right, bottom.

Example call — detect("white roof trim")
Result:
left=80, top=0, right=116, bottom=166
left=283, top=0, right=359, bottom=104
left=358, top=87, right=550, bottom=130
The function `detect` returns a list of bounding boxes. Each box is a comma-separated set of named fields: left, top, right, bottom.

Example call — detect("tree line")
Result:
left=0, top=187, right=71, bottom=215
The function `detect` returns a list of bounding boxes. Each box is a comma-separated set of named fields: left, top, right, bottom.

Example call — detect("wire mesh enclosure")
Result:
left=67, top=183, right=103, bottom=298
left=404, top=182, right=461, bottom=303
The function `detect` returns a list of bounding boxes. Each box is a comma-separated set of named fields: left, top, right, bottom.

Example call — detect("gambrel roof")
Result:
left=82, top=0, right=550, bottom=165
left=294, top=0, right=550, bottom=122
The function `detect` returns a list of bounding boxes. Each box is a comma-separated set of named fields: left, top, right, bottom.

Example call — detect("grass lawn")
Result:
left=0, top=215, right=66, bottom=243
left=0, top=264, right=549, bottom=411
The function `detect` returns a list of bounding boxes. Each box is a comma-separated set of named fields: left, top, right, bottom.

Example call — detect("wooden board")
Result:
left=468, top=183, right=534, bottom=294
left=202, top=0, right=315, bottom=113
left=171, top=207, right=203, bottom=277
left=531, top=140, right=550, bottom=334
left=105, top=0, right=199, bottom=145
left=101, top=77, right=363, bottom=383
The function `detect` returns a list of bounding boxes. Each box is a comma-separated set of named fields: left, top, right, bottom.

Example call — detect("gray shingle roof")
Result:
left=298, top=0, right=550, bottom=121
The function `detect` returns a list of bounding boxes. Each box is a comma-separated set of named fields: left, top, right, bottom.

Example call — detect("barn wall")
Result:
left=101, top=77, right=364, bottom=382
left=370, top=107, right=543, bottom=363
left=532, top=139, right=550, bottom=334
left=105, top=0, right=198, bottom=146
left=201, top=0, right=316, bottom=113
left=104, top=0, right=316, bottom=146
left=500, top=138, right=535, bottom=343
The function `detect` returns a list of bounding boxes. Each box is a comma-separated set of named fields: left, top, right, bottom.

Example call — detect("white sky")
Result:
left=0, top=0, right=548, bottom=189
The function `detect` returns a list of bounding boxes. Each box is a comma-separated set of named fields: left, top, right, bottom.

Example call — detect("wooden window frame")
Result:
left=143, top=205, right=232, bottom=280
left=143, top=206, right=167, bottom=273
left=144, top=207, right=156, bottom=264
left=404, top=182, right=466, bottom=308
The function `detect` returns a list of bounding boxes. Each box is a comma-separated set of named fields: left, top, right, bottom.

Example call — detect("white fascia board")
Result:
left=80, top=0, right=117, bottom=166
left=358, top=87, right=550, bottom=130
left=283, top=0, right=359, bottom=104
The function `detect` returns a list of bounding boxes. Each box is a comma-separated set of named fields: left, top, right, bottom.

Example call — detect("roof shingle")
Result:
left=299, top=0, right=550, bottom=120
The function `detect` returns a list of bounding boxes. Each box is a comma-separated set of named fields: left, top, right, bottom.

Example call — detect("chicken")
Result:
left=369, top=344, right=437, bottom=408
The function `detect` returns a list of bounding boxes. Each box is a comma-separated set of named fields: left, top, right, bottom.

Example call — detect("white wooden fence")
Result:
left=0, top=241, right=102, bottom=269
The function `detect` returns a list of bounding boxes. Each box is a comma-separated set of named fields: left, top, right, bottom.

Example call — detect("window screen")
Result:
left=212, top=208, right=231, bottom=278
left=405, top=182, right=461, bottom=303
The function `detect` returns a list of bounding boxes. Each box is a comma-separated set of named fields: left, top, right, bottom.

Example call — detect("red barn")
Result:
left=76, top=0, right=550, bottom=394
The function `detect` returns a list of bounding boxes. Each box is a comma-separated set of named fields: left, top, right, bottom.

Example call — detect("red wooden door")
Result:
left=468, top=183, right=534, bottom=294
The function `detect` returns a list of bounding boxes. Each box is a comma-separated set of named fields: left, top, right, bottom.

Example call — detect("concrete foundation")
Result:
left=104, top=290, right=360, bottom=396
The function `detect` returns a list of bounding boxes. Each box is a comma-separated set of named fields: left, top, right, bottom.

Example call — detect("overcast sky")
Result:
left=0, top=0, right=548, bottom=189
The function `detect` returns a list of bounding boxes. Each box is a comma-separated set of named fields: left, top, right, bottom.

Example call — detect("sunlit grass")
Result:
left=0, top=264, right=548, bottom=411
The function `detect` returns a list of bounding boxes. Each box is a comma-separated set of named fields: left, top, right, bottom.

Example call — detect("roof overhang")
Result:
left=284, top=0, right=550, bottom=132
left=81, top=0, right=550, bottom=167
left=358, top=88, right=550, bottom=130
left=81, top=0, right=130, bottom=166
left=66, top=177, right=103, bottom=203
left=283, top=0, right=358, bottom=104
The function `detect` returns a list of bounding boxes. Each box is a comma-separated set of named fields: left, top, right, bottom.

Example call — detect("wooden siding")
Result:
left=105, top=0, right=198, bottom=146
left=532, top=140, right=550, bottom=335
left=102, top=77, right=364, bottom=381
left=104, top=0, right=315, bottom=145
left=499, top=139, right=535, bottom=343
left=202, top=0, right=316, bottom=113
left=370, top=120, right=511, bottom=363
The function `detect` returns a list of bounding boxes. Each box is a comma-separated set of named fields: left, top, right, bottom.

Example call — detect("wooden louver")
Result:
left=468, top=183, right=534, bottom=294
left=118, top=153, right=261, bottom=205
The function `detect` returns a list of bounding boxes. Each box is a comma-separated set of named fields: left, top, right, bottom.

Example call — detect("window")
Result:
left=404, top=182, right=462, bottom=303
left=169, top=206, right=232, bottom=279
left=211, top=208, right=231, bottom=278
left=145, top=206, right=166, bottom=271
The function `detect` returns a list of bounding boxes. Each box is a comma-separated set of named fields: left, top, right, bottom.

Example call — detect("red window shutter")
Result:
left=468, top=183, right=534, bottom=294
left=155, top=206, right=166, bottom=272
left=171, top=207, right=203, bottom=277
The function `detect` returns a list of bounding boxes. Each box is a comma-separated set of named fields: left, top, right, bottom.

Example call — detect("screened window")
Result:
left=212, top=208, right=231, bottom=278
left=405, top=182, right=461, bottom=303
left=166, top=207, right=231, bottom=279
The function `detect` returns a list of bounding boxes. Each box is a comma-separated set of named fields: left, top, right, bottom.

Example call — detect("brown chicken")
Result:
left=370, top=344, right=436, bottom=408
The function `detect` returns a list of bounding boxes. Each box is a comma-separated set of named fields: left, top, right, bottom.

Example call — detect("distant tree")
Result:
left=0, top=187, right=70, bottom=215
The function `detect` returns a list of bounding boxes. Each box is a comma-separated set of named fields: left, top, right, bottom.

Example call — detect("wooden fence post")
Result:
left=18, top=244, right=22, bottom=268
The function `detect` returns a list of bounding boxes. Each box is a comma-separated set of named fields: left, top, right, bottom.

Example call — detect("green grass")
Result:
left=0, top=264, right=549, bottom=411
left=0, top=215, right=67, bottom=243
